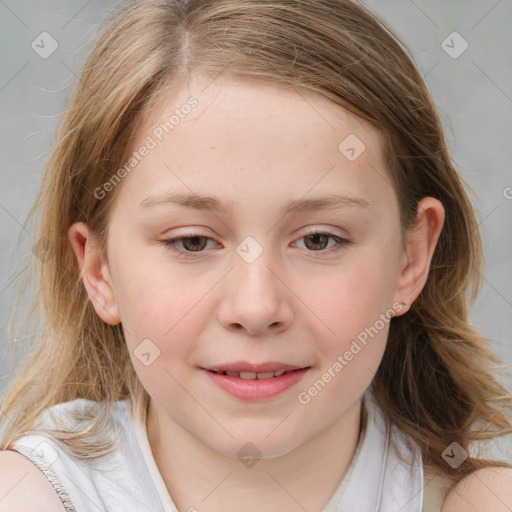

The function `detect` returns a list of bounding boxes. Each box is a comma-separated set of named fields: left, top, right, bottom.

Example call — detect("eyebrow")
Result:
left=139, top=191, right=371, bottom=215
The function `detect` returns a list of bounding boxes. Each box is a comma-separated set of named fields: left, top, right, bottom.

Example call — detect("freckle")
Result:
left=210, top=146, right=216, bottom=150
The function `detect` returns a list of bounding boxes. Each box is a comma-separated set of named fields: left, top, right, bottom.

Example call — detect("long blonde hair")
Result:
left=1, top=0, right=511, bottom=494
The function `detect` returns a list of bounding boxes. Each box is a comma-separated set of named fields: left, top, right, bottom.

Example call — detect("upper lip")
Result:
left=202, top=361, right=309, bottom=373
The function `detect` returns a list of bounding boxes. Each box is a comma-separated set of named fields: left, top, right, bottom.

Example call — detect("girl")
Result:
left=1, top=0, right=511, bottom=511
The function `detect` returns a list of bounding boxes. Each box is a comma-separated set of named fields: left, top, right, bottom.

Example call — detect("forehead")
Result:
left=136, top=75, right=373, bottom=139
left=112, top=75, right=396, bottom=219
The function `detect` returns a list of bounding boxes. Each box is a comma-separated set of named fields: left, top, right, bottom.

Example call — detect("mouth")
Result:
left=201, top=361, right=311, bottom=380
left=201, top=364, right=311, bottom=400
left=204, top=368, right=308, bottom=380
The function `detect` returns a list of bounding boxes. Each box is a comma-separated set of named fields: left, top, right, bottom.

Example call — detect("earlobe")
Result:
left=67, top=222, right=121, bottom=325
left=392, top=197, right=445, bottom=316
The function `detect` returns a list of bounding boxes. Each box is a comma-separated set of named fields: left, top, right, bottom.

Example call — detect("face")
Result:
left=80, top=75, right=417, bottom=459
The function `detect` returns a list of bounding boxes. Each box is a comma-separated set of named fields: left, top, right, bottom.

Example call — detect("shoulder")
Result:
left=0, top=449, right=65, bottom=511
left=441, top=467, right=512, bottom=512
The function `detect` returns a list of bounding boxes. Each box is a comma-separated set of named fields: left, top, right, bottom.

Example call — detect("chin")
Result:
left=203, top=428, right=305, bottom=462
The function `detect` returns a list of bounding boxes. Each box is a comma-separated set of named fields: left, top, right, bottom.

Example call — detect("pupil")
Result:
left=307, top=233, right=327, bottom=250
left=185, top=236, right=206, bottom=251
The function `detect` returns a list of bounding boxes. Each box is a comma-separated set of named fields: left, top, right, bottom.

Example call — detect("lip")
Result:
left=202, top=361, right=306, bottom=373
left=201, top=366, right=310, bottom=401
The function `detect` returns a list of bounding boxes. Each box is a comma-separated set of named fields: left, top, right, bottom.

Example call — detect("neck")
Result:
left=146, top=399, right=366, bottom=512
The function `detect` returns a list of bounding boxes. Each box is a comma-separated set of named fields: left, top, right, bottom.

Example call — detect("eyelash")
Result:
left=160, top=229, right=351, bottom=258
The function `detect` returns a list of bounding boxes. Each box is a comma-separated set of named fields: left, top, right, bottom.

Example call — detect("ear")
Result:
left=67, top=222, right=121, bottom=325
left=392, top=197, right=445, bottom=316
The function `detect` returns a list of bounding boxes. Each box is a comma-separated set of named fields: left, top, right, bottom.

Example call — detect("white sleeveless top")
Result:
left=7, top=394, right=445, bottom=511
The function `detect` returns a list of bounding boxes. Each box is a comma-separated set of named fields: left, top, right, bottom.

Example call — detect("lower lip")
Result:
left=202, top=368, right=310, bottom=400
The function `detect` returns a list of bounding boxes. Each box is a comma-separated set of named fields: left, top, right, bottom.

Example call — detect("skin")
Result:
left=68, top=74, right=445, bottom=511
left=441, top=467, right=512, bottom=512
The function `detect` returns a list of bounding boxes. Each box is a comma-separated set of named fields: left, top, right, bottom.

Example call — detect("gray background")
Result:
left=0, top=0, right=511, bottom=393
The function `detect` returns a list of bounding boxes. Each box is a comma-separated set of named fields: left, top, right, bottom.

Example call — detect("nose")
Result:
left=217, top=246, right=294, bottom=336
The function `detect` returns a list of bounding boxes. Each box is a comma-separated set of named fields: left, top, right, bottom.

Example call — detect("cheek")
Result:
left=303, top=246, right=398, bottom=381
left=114, top=259, right=215, bottom=371
left=298, top=280, right=392, bottom=414
left=118, top=277, right=211, bottom=402
left=111, top=239, right=197, bottom=329
left=296, top=315, right=390, bottom=437
left=312, top=256, right=397, bottom=334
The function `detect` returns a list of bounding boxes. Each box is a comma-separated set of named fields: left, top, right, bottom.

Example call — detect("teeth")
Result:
left=240, top=371, right=258, bottom=380
left=255, top=372, right=275, bottom=380
left=215, top=369, right=294, bottom=379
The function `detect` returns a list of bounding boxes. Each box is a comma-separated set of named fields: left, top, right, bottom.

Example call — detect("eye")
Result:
left=294, top=229, right=351, bottom=254
left=161, top=233, right=217, bottom=257
left=160, top=229, right=351, bottom=258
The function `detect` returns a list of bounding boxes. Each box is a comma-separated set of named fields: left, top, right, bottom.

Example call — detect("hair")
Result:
left=1, top=0, right=511, bottom=500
